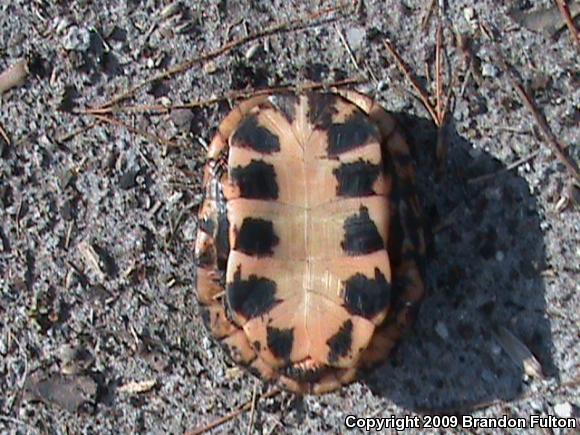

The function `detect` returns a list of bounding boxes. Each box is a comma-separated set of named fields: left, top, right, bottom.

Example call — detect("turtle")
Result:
left=194, top=89, right=426, bottom=394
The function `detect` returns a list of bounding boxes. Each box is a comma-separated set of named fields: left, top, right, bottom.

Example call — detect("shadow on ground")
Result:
left=363, top=115, right=556, bottom=412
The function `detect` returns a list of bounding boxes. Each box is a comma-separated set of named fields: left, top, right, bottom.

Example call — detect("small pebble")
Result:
left=203, top=60, right=218, bottom=74
left=482, top=63, right=499, bottom=78
left=346, top=27, right=365, bottom=51
left=435, top=321, right=449, bottom=340
left=170, top=108, right=194, bottom=131
left=463, top=7, right=478, bottom=29
left=119, top=168, right=139, bottom=190
left=180, top=220, right=197, bottom=241
left=553, top=402, right=572, bottom=418
left=160, top=1, right=181, bottom=19
left=244, top=43, right=261, bottom=61
left=55, top=17, right=72, bottom=34
left=529, top=399, right=544, bottom=412
left=495, top=251, right=505, bottom=262
left=490, top=342, right=502, bottom=356
left=202, top=336, right=212, bottom=350
left=63, top=26, right=91, bottom=51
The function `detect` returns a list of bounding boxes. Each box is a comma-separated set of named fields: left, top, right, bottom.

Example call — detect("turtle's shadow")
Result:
left=364, top=114, right=557, bottom=411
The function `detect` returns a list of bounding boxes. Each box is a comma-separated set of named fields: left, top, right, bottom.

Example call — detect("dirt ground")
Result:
left=0, top=0, right=578, bottom=434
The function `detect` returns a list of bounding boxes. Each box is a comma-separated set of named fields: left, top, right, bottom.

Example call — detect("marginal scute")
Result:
left=195, top=90, right=426, bottom=394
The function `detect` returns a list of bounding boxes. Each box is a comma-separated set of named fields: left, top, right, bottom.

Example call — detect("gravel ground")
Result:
left=0, top=1, right=578, bottom=434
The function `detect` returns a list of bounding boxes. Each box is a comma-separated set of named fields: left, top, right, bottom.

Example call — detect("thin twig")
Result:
left=467, top=150, right=540, bottom=184
left=15, top=198, right=23, bottom=238
left=94, top=6, right=348, bottom=110
left=265, top=416, right=285, bottom=435
left=494, top=50, right=579, bottom=182
left=334, top=25, right=380, bottom=86
left=81, top=104, right=171, bottom=115
left=384, top=22, right=455, bottom=174
left=90, top=114, right=181, bottom=148
left=435, top=22, right=444, bottom=123
left=55, top=122, right=98, bottom=144
left=335, top=25, right=360, bottom=71
left=555, top=0, right=580, bottom=45
left=421, top=0, right=437, bottom=31
left=187, top=388, right=281, bottom=435
left=0, top=121, right=10, bottom=145
left=246, top=384, right=258, bottom=435
left=383, top=39, right=439, bottom=124
left=80, top=77, right=366, bottom=116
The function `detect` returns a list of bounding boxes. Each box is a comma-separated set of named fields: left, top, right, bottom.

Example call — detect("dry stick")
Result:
left=421, top=0, right=437, bottom=31
left=335, top=25, right=378, bottom=86
left=385, top=22, right=455, bottom=174
left=435, top=22, right=444, bottom=123
left=246, top=385, right=258, bottom=435
left=555, top=0, right=580, bottom=45
left=82, top=104, right=171, bottom=115
left=383, top=39, right=439, bottom=125
left=55, top=121, right=98, bottom=144
left=90, top=114, right=180, bottom=148
left=95, top=5, right=348, bottom=110
left=187, top=388, right=281, bottom=435
left=336, top=25, right=361, bottom=72
left=495, top=52, right=580, bottom=182
left=81, top=77, right=366, bottom=116
left=434, top=20, right=454, bottom=172
left=467, top=149, right=541, bottom=184
left=0, top=121, right=10, bottom=145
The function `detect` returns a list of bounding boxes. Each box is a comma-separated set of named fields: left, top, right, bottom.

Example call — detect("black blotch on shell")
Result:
left=327, top=111, right=379, bottom=157
left=234, top=217, right=279, bottom=257
left=307, top=92, right=338, bottom=126
left=270, top=94, right=298, bottom=124
left=230, top=160, right=279, bottom=200
left=266, top=326, right=294, bottom=361
left=326, top=319, right=353, bottom=363
left=227, top=266, right=279, bottom=319
left=343, top=267, right=391, bottom=318
left=341, top=206, right=384, bottom=255
left=231, top=115, right=281, bottom=154
left=333, top=159, right=381, bottom=197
